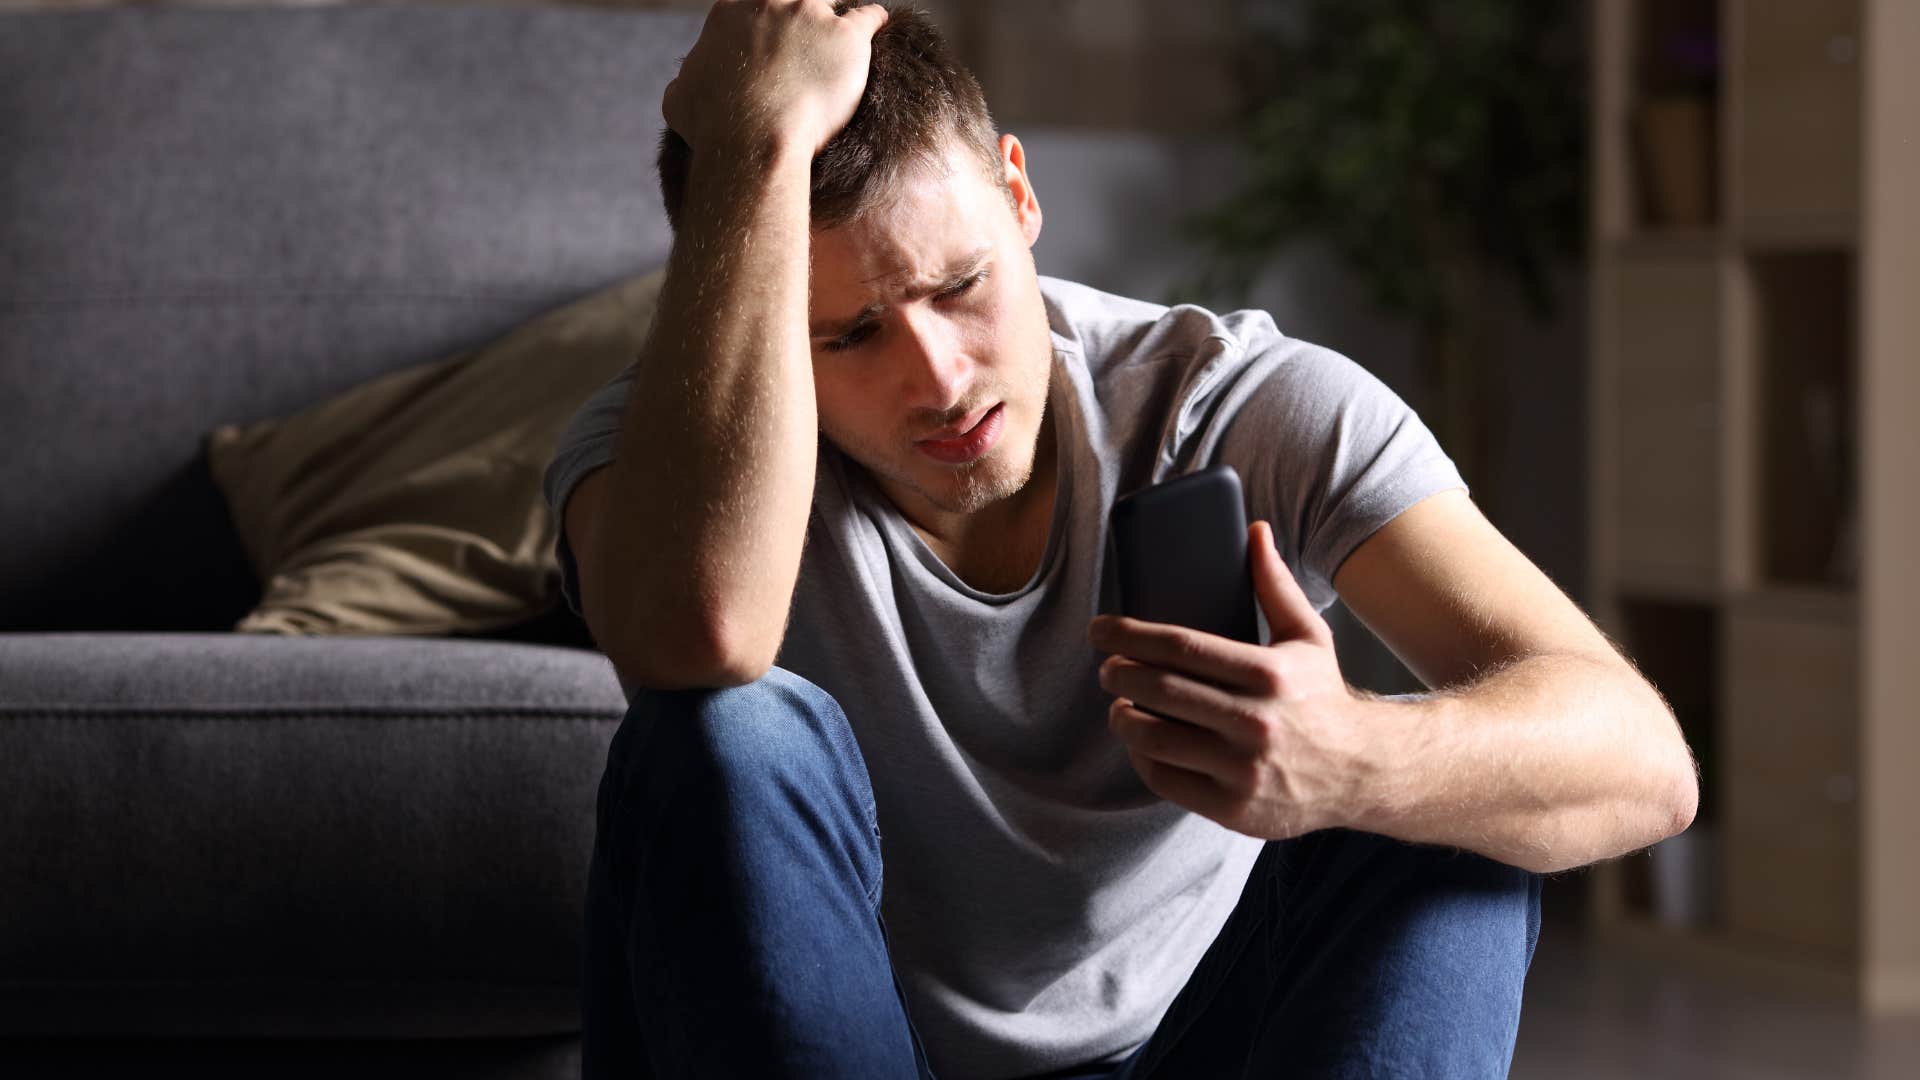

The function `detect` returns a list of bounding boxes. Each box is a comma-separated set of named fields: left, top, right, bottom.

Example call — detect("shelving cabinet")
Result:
left=1586, top=0, right=1917, bottom=1011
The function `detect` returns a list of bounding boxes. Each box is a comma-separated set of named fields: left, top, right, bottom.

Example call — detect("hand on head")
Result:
left=663, top=0, right=891, bottom=157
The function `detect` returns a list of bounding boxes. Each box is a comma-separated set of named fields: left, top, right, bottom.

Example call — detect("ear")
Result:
left=1000, top=133, right=1042, bottom=248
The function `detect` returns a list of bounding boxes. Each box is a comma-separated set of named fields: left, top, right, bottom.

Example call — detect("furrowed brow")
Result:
left=810, top=301, right=886, bottom=340
left=810, top=247, right=992, bottom=340
left=932, top=248, right=993, bottom=294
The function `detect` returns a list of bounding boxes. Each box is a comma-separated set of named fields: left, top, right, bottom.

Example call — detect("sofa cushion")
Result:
left=205, top=270, right=663, bottom=638
left=0, top=5, right=700, bottom=634
left=0, top=632, right=628, bottom=1038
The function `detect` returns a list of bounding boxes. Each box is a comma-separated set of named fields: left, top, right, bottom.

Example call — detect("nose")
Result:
left=895, top=305, right=972, bottom=415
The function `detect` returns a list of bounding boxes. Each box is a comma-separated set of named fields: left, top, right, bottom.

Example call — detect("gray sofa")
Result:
left=0, top=5, right=703, bottom=1076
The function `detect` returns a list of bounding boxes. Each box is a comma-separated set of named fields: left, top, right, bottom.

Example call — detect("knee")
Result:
left=1283, top=830, right=1543, bottom=967
left=1381, top=835, right=1543, bottom=975
left=612, top=666, right=874, bottom=818
left=1262, top=834, right=1543, bottom=1076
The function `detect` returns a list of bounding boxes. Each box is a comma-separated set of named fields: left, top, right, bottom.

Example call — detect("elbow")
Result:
left=578, top=560, right=784, bottom=692
left=1661, top=698, right=1702, bottom=842
left=1666, top=749, right=1701, bottom=841
left=682, top=609, right=783, bottom=688
left=684, top=627, right=779, bottom=689
left=1635, top=675, right=1701, bottom=843
left=604, top=608, right=781, bottom=692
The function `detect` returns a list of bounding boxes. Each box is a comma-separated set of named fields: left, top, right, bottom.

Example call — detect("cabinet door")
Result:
left=1722, top=598, right=1860, bottom=958
left=1610, top=253, right=1721, bottom=585
left=1735, top=0, right=1862, bottom=226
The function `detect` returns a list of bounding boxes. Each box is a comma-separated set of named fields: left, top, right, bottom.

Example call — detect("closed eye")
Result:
left=823, top=322, right=878, bottom=352
left=937, top=270, right=987, bottom=300
left=820, top=268, right=989, bottom=353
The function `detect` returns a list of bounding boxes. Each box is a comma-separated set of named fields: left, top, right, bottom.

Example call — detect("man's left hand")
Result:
left=1089, top=520, right=1377, bottom=841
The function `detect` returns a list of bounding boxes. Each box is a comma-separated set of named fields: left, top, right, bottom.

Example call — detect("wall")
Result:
left=1, top=0, right=1592, bottom=696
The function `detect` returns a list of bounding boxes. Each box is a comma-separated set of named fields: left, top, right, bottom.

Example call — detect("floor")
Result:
left=1513, top=906, right=1920, bottom=1079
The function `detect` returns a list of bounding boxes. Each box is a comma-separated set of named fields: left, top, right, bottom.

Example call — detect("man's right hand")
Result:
left=662, top=0, right=891, bottom=158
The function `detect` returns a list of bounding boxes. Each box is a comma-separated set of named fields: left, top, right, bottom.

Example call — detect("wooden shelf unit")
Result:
left=1585, top=0, right=1918, bottom=1013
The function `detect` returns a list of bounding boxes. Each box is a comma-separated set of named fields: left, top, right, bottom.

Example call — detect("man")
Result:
left=544, top=2, right=1698, bottom=1077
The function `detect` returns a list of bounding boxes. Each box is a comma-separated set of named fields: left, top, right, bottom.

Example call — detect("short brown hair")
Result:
left=656, top=2, right=1004, bottom=234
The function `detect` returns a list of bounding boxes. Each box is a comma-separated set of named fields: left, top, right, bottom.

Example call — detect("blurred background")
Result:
left=4, top=0, right=1914, bottom=1076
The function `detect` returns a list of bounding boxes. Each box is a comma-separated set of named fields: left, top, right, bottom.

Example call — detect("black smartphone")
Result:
left=1108, top=464, right=1260, bottom=645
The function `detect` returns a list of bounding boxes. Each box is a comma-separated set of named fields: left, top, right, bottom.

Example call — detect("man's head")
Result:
left=657, top=2, right=1006, bottom=234
left=657, top=3, right=1054, bottom=536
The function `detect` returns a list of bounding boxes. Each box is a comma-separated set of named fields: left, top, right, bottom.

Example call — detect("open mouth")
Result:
left=915, top=403, right=1005, bottom=465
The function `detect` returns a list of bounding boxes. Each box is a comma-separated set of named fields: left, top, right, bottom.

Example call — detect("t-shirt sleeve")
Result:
left=1208, top=325, right=1468, bottom=613
left=542, top=358, right=638, bottom=619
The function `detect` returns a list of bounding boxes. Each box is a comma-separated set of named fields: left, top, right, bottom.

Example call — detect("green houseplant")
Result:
left=1183, top=0, right=1587, bottom=509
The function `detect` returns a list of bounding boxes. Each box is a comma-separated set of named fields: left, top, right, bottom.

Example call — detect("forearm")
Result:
left=598, top=136, right=817, bottom=675
left=1344, top=652, right=1699, bottom=874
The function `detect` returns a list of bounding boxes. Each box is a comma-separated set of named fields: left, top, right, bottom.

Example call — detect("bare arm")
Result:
left=577, top=142, right=813, bottom=690
left=1342, top=653, right=1695, bottom=875
left=573, top=0, right=889, bottom=690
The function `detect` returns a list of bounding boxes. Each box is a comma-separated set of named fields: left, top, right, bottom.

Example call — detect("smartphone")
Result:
left=1108, top=464, right=1260, bottom=645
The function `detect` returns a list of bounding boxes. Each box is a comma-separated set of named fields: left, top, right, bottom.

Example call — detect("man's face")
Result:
left=807, top=133, right=1051, bottom=530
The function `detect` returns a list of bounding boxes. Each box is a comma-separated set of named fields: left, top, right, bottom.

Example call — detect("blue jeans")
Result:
left=582, top=667, right=1542, bottom=1079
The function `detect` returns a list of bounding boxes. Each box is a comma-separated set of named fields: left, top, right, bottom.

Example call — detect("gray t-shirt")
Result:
left=543, top=274, right=1467, bottom=1079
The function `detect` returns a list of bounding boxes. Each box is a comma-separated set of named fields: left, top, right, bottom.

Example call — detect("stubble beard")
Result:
left=841, top=307, right=1057, bottom=518
left=835, top=376, right=1050, bottom=523
left=903, top=339, right=1054, bottom=517
left=931, top=400, right=1043, bottom=515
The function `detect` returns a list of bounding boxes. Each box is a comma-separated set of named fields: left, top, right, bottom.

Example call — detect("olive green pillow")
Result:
left=206, top=269, right=663, bottom=636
